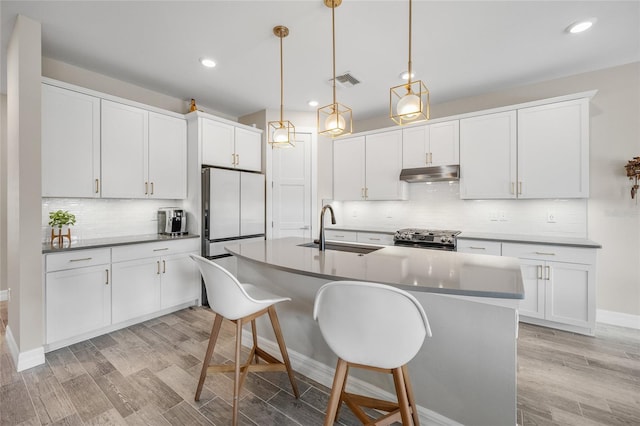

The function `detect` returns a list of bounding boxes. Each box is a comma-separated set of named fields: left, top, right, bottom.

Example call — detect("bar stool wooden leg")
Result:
left=251, top=320, right=259, bottom=364
left=267, top=306, right=300, bottom=398
left=233, top=320, right=243, bottom=426
left=333, top=364, right=349, bottom=421
left=324, top=358, right=348, bottom=426
left=392, top=366, right=412, bottom=425
left=402, top=364, right=420, bottom=426
left=195, top=314, right=223, bottom=401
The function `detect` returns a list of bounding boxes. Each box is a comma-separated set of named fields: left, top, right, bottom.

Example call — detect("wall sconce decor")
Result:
left=625, top=156, right=640, bottom=200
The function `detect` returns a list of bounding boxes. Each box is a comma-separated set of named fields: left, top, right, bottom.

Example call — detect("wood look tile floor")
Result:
left=1, top=301, right=639, bottom=425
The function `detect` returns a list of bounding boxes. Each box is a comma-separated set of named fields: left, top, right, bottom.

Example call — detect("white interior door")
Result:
left=272, top=133, right=312, bottom=239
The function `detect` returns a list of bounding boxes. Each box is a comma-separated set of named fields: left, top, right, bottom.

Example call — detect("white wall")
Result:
left=0, top=95, right=7, bottom=294
left=349, top=62, right=640, bottom=318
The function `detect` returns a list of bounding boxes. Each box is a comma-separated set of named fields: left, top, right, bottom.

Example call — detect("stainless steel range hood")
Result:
left=399, top=165, right=460, bottom=183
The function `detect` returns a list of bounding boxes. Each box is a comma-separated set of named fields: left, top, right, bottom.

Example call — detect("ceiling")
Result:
left=1, top=1, right=639, bottom=121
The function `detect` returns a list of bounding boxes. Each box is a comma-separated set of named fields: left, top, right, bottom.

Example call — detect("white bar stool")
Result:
left=313, top=280, right=432, bottom=426
left=189, top=254, right=299, bottom=425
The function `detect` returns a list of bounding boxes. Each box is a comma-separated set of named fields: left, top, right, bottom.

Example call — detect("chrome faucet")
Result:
left=319, top=204, right=336, bottom=251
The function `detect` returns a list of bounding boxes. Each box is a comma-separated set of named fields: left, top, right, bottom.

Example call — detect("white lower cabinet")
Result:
left=502, top=242, right=596, bottom=335
left=324, top=229, right=394, bottom=246
left=456, top=239, right=502, bottom=256
left=45, top=249, right=112, bottom=345
left=44, top=239, right=199, bottom=350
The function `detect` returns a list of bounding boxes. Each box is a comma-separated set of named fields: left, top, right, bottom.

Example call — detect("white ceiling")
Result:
left=1, top=1, right=639, bottom=121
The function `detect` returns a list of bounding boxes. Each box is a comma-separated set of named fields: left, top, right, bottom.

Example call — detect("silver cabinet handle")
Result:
left=369, top=238, right=380, bottom=241
left=535, top=251, right=555, bottom=256
left=469, top=246, right=486, bottom=250
left=95, top=179, right=100, bottom=194
left=145, top=182, right=149, bottom=195
left=545, top=265, right=550, bottom=280
left=232, top=153, right=236, bottom=165
left=537, top=265, right=543, bottom=280
left=365, top=188, right=369, bottom=199
left=153, top=248, right=169, bottom=252
left=156, top=261, right=160, bottom=275
left=429, top=152, right=433, bottom=164
left=162, top=260, right=166, bottom=274
left=425, top=153, right=429, bottom=165
left=511, top=182, right=515, bottom=195
left=105, top=269, right=109, bottom=285
left=518, top=181, right=522, bottom=195
left=150, top=182, right=154, bottom=195
left=361, top=188, right=365, bottom=199
left=69, top=257, right=92, bottom=263
left=299, top=226, right=310, bottom=230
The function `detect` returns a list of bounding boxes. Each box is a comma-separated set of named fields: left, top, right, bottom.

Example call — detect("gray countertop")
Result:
left=225, top=237, right=524, bottom=300
left=42, top=233, right=199, bottom=254
left=458, top=232, right=601, bottom=248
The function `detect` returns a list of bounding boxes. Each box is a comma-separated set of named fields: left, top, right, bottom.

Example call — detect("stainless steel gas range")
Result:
left=393, top=228, right=462, bottom=251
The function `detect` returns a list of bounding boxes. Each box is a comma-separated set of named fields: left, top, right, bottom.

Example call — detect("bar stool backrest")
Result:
left=189, top=254, right=282, bottom=320
left=313, top=280, right=432, bottom=369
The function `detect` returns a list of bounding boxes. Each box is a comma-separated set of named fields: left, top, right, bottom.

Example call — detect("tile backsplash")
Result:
left=42, top=198, right=184, bottom=242
left=328, top=182, right=588, bottom=238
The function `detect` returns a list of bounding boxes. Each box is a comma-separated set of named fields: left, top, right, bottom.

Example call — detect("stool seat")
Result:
left=190, top=254, right=299, bottom=425
left=314, top=280, right=432, bottom=426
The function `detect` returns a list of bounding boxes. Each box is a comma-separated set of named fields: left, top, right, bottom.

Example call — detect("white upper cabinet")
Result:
left=101, top=100, right=148, bottom=198
left=333, top=136, right=366, bottom=200
left=102, top=100, right=187, bottom=199
left=201, top=118, right=262, bottom=172
left=365, top=130, right=406, bottom=200
left=148, top=112, right=187, bottom=199
left=333, top=131, right=407, bottom=201
left=460, top=97, right=590, bottom=199
left=460, top=111, right=517, bottom=199
left=517, top=98, right=589, bottom=198
left=402, top=120, right=459, bottom=168
left=42, top=84, right=101, bottom=197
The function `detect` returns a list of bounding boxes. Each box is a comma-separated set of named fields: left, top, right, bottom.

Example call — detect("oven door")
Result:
left=393, top=241, right=456, bottom=251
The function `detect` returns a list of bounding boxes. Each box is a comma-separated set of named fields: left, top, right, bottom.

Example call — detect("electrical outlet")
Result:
left=499, top=211, right=507, bottom=221
left=547, top=211, right=556, bottom=223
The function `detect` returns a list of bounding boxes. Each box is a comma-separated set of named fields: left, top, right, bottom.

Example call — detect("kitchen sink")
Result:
left=298, top=241, right=382, bottom=254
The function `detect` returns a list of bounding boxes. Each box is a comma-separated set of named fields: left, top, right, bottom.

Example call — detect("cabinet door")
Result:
left=148, top=112, right=187, bottom=199
left=46, top=265, right=111, bottom=343
left=210, top=168, right=240, bottom=239
left=42, top=84, right=101, bottom=198
left=545, top=261, right=594, bottom=328
left=234, top=127, right=262, bottom=172
left=202, top=119, right=235, bottom=167
left=101, top=100, right=148, bottom=198
left=365, top=130, right=407, bottom=200
left=517, top=259, right=545, bottom=319
left=429, top=120, right=459, bottom=166
left=240, top=172, right=265, bottom=236
left=160, top=253, right=199, bottom=309
left=459, top=111, right=517, bottom=199
left=402, top=125, right=428, bottom=169
left=517, top=98, right=589, bottom=198
left=333, top=136, right=366, bottom=200
left=112, top=257, right=161, bottom=324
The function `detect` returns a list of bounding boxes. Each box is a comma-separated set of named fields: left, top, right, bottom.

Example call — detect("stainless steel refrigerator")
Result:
left=201, top=167, right=265, bottom=302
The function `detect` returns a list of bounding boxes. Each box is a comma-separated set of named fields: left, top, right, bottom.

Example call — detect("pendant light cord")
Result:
left=331, top=1, right=337, bottom=108
left=279, top=31, right=284, bottom=126
left=407, top=0, right=413, bottom=88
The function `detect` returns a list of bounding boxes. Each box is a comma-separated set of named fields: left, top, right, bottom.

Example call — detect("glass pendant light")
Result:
left=390, top=0, right=430, bottom=125
left=317, top=0, right=352, bottom=138
left=268, top=25, right=296, bottom=148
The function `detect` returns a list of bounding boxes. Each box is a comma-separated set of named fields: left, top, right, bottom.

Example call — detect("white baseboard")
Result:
left=0, top=289, right=7, bottom=301
left=597, top=309, right=640, bottom=330
left=242, top=333, right=461, bottom=426
left=5, top=325, right=46, bottom=372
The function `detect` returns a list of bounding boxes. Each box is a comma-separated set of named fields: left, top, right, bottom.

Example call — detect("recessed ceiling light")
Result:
left=399, top=71, right=415, bottom=80
left=567, top=18, right=596, bottom=34
left=200, top=57, right=216, bottom=68
left=308, top=100, right=319, bottom=107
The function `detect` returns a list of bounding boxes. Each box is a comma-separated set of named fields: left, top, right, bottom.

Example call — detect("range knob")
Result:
left=440, top=236, right=447, bottom=243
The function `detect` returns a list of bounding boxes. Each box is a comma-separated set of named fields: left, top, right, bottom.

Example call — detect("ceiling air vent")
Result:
left=328, top=72, right=361, bottom=88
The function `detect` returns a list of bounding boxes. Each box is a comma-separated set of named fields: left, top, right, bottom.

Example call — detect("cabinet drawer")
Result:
left=46, top=248, right=111, bottom=272
left=502, top=243, right=595, bottom=264
left=324, top=230, right=357, bottom=242
left=356, top=232, right=394, bottom=245
left=112, top=238, right=199, bottom=263
left=457, top=239, right=502, bottom=256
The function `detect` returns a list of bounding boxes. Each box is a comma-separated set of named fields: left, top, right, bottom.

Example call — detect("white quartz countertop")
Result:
left=458, top=232, right=601, bottom=248
left=225, top=237, right=524, bottom=299
left=42, top=233, right=199, bottom=254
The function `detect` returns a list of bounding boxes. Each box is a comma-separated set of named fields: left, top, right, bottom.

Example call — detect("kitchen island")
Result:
left=225, top=237, right=524, bottom=426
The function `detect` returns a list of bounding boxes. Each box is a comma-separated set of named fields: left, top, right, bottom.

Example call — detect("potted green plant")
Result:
left=48, top=210, right=76, bottom=245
